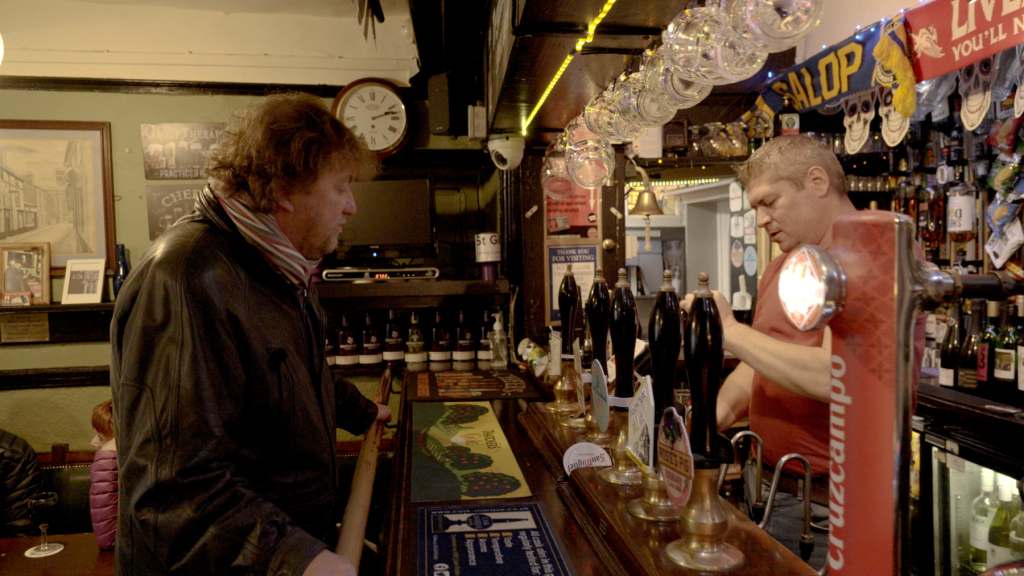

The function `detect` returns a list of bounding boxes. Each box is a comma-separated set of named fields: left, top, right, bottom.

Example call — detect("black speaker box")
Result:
left=427, top=72, right=451, bottom=135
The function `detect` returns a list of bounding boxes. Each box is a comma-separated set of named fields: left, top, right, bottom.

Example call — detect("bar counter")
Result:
left=384, top=369, right=816, bottom=575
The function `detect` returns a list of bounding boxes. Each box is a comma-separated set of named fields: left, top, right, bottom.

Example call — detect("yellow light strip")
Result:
left=625, top=177, right=725, bottom=190
left=520, top=0, right=619, bottom=136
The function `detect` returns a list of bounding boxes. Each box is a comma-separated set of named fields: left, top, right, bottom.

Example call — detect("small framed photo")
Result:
left=61, top=258, right=106, bottom=304
left=1, top=242, right=51, bottom=306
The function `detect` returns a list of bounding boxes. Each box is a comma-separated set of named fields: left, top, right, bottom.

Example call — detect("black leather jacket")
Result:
left=0, top=428, right=41, bottom=536
left=110, top=188, right=378, bottom=575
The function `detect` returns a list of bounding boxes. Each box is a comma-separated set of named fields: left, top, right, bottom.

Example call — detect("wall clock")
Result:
left=330, top=78, right=408, bottom=157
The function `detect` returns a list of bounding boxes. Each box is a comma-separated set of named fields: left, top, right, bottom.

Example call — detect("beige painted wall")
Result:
left=0, top=89, right=262, bottom=450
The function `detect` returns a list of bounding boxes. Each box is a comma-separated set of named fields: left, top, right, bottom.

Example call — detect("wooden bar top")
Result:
left=519, top=402, right=817, bottom=576
left=0, top=533, right=113, bottom=576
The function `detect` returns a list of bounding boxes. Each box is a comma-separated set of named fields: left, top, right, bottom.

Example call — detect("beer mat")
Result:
left=417, top=501, right=571, bottom=576
left=410, top=401, right=531, bottom=503
left=407, top=370, right=539, bottom=401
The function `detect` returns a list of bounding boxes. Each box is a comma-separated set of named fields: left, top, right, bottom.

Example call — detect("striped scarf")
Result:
left=216, top=188, right=319, bottom=289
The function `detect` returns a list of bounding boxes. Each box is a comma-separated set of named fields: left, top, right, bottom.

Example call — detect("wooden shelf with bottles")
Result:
left=0, top=303, right=114, bottom=346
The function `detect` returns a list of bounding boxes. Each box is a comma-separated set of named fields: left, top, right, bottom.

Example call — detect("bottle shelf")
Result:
left=316, top=279, right=509, bottom=307
left=0, top=303, right=114, bottom=345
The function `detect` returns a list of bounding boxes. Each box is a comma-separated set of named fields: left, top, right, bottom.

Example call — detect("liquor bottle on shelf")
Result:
left=453, top=309, right=476, bottom=362
left=488, top=312, right=509, bottom=370
left=382, top=308, right=405, bottom=365
left=775, top=94, right=799, bottom=137
left=684, top=272, right=729, bottom=468
left=1009, top=505, right=1024, bottom=556
left=993, top=302, right=1017, bottom=402
left=939, top=303, right=961, bottom=388
left=359, top=311, right=383, bottom=366
left=113, top=243, right=131, bottom=297
left=336, top=313, right=359, bottom=367
left=406, top=311, right=427, bottom=365
left=429, top=310, right=452, bottom=362
left=731, top=274, right=753, bottom=325
left=586, top=270, right=611, bottom=374
left=970, top=468, right=998, bottom=572
left=948, top=182, right=977, bottom=245
left=476, top=308, right=493, bottom=363
left=1017, top=296, right=1024, bottom=402
left=988, top=474, right=1021, bottom=567
left=611, top=268, right=638, bottom=400
left=648, top=269, right=681, bottom=420
left=977, top=301, right=1001, bottom=393
left=960, top=300, right=981, bottom=391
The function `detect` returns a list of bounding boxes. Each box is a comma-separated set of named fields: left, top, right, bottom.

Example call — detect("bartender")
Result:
left=688, top=134, right=857, bottom=567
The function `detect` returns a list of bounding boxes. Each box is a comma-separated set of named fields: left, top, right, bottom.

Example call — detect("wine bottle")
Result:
left=939, top=303, right=961, bottom=388
left=971, top=468, right=998, bottom=572
left=648, top=269, right=681, bottom=420
left=1009, top=508, right=1024, bottom=557
left=383, top=308, right=405, bottom=364
left=406, top=311, right=427, bottom=365
left=977, top=301, right=1000, bottom=392
left=359, top=311, right=382, bottom=366
left=453, top=309, right=476, bottom=361
left=611, top=268, right=637, bottom=400
left=960, top=300, right=981, bottom=391
left=994, top=303, right=1017, bottom=402
left=477, top=308, right=493, bottom=362
left=336, top=313, right=359, bottom=366
left=684, top=271, right=728, bottom=468
left=586, top=270, right=611, bottom=373
left=1016, top=296, right=1024, bottom=403
left=429, top=309, right=452, bottom=362
left=988, top=475, right=1020, bottom=567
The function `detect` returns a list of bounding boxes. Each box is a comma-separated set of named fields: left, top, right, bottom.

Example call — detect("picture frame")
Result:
left=0, top=242, right=51, bottom=306
left=61, top=258, right=106, bottom=305
left=0, top=120, right=115, bottom=276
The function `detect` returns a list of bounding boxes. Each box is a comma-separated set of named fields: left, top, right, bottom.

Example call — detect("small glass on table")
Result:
left=24, top=491, right=64, bottom=558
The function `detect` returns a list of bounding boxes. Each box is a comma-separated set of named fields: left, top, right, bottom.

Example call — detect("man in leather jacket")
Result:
left=111, top=94, right=390, bottom=576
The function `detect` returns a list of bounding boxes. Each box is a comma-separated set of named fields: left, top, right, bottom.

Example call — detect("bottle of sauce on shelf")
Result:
left=939, top=303, right=961, bottom=388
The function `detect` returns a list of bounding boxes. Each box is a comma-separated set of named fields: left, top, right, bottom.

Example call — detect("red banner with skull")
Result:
left=905, top=0, right=1024, bottom=81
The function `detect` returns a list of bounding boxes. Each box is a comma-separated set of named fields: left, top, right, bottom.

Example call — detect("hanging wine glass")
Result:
left=24, top=491, right=63, bottom=558
left=645, top=47, right=712, bottom=110
left=542, top=134, right=573, bottom=196
left=727, top=0, right=824, bottom=52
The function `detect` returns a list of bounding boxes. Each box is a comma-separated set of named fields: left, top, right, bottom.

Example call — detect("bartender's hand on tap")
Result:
left=304, top=550, right=356, bottom=576
left=375, top=403, right=392, bottom=422
left=681, top=291, right=737, bottom=332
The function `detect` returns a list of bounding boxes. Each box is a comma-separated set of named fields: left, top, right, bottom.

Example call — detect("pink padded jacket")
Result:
left=89, top=450, right=118, bottom=549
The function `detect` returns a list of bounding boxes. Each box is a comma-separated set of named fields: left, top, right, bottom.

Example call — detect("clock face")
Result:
left=334, top=80, right=407, bottom=156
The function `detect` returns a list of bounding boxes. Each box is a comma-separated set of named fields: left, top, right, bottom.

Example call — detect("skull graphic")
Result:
left=959, top=56, right=996, bottom=131
left=879, top=87, right=909, bottom=147
left=843, top=91, right=875, bottom=155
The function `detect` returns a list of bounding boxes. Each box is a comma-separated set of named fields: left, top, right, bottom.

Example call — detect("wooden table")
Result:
left=0, top=533, right=113, bottom=576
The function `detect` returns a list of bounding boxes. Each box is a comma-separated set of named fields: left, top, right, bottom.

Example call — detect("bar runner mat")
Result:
left=411, top=401, right=531, bottom=502
left=407, top=370, right=540, bottom=401
left=417, top=501, right=571, bottom=576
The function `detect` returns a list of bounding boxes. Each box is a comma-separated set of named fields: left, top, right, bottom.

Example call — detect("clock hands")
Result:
left=371, top=111, right=399, bottom=120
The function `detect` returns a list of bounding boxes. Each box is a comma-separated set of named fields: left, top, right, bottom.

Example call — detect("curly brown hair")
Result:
left=206, top=93, right=376, bottom=213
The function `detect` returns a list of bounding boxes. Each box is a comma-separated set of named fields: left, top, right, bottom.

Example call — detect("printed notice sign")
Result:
left=548, top=245, right=597, bottom=322
left=418, top=502, right=571, bottom=576
left=627, top=376, right=655, bottom=469
left=140, top=123, right=224, bottom=180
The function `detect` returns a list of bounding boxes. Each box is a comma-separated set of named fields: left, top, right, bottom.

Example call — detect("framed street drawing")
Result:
left=0, top=242, right=50, bottom=306
left=0, top=120, right=115, bottom=276
left=61, top=258, right=106, bottom=304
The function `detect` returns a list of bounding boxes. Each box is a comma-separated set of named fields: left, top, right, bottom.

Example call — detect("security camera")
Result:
left=487, top=135, right=525, bottom=171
